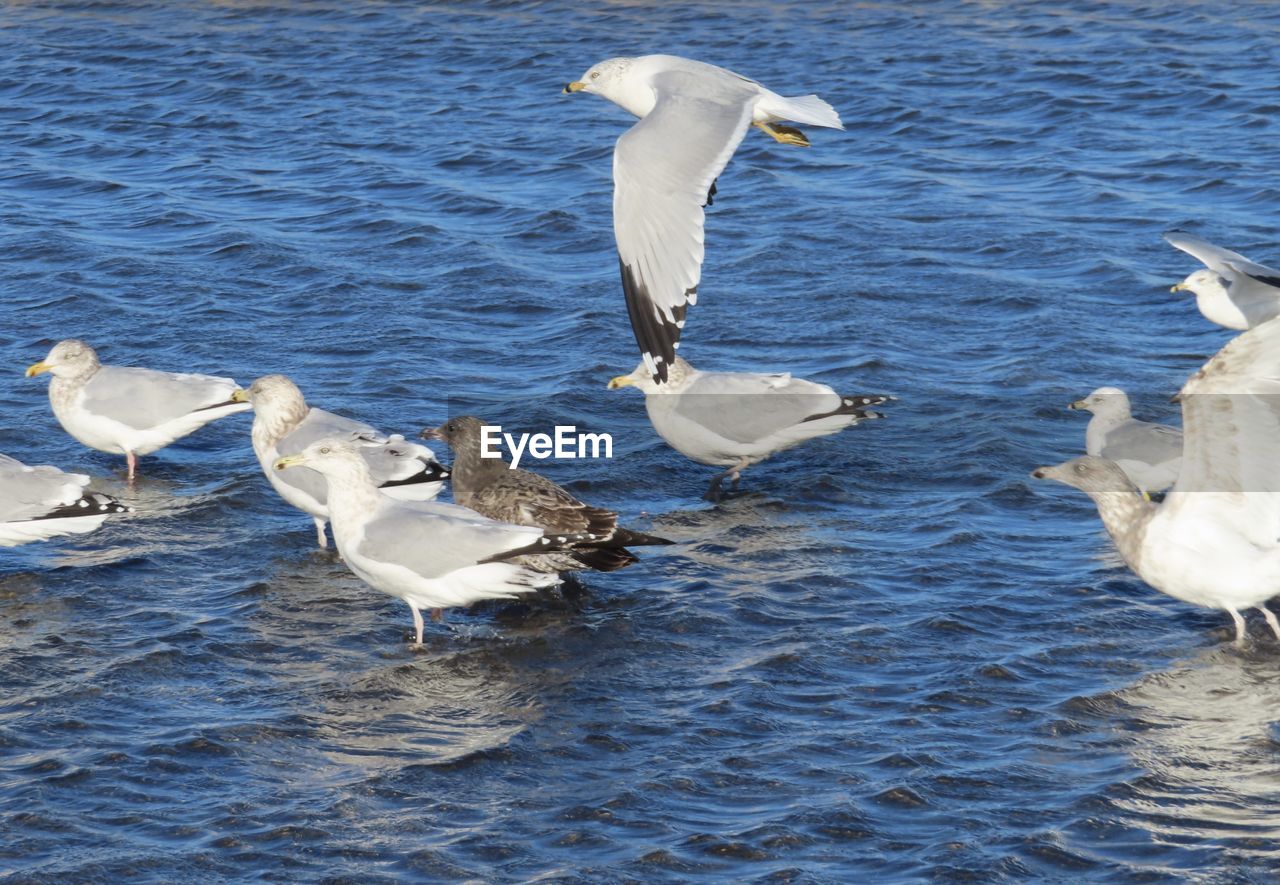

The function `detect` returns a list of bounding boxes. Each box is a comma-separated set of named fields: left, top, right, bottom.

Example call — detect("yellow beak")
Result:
left=1170, top=282, right=1186, bottom=293
left=607, top=373, right=635, bottom=390
left=25, top=361, right=50, bottom=378
left=230, top=388, right=250, bottom=404
left=563, top=81, right=585, bottom=94
left=274, top=454, right=307, bottom=471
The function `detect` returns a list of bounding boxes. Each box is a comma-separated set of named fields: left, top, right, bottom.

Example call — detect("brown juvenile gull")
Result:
left=25, top=339, right=250, bottom=480
left=1034, top=316, right=1280, bottom=645
left=233, top=374, right=448, bottom=548
left=1068, top=387, right=1182, bottom=494
left=275, top=438, right=609, bottom=645
left=608, top=356, right=890, bottom=500
left=0, top=452, right=129, bottom=546
left=565, top=54, right=844, bottom=383
left=1166, top=231, right=1280, bottom=330
left=423, top=415, right=673, bottom=573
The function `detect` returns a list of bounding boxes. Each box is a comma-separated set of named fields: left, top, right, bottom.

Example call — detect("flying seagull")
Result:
left=566, top=54, right=844, bottom=383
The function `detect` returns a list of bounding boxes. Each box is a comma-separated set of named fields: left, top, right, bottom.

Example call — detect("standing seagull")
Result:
left=275, top=439, right=607, bottom=645
left=1166, top=231, right=1280, bottom=329
left=423, top=415, right=672, bottom=573
left=1068, top=387, right=1182, bottom=494
left=1033, top=316, right=1280, bottom=645
left=25, top=339, right=250, bottom=480
left=0, top=453, right=129, bottom=546
left=609, top=356, right=889, bottom=500
left=565, top=54, right=844, bottom=382
left=234, top=374, right=448, bottom=548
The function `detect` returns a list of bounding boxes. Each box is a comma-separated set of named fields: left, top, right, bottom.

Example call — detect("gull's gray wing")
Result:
left=278, top=409, right=441, bottom=487
left=1100, top=421, right=1183, bottom=467
left=672, top=371, right=846, bottom=444
left=614, top=69, right=757, bottom=381
left=0, top=454, right=86, bottom=522
left=81, top=365, right=241, bottom=430
left=355, top=499, right=545, bottom=578
left=275, top=408, right=375, bottom=456
left=1165, top=231, right=1280, bottom=285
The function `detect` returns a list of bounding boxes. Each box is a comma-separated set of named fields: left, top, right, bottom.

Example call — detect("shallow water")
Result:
left=3, top=0, right=1280, bottom=879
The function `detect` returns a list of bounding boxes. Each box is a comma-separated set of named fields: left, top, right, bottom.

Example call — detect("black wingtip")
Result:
left=620, top=258, right=686, bottom=384
left=802, top=393, right=894, bottom=423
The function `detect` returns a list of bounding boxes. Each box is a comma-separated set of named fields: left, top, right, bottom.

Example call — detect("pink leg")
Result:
left=1258, top=604, right=1280, bottom=641
left=126, top=451, right=137, bottom=481
left=312, top=517, right=328, bottom=549
left=409, top=604, right=425, bottom=645
left=1229, top=609, right=1247, bottom=646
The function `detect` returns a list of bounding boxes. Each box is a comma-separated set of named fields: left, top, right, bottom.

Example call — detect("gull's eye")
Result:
left=319, top=446, right=331, bottom=455
left=590, top=71, right=599, bottom=80
left=1074, top=463, right=1087, bottom=475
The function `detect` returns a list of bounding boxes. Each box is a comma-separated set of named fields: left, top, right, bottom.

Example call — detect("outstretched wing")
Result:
left=613, top=70, right=756, bottom=383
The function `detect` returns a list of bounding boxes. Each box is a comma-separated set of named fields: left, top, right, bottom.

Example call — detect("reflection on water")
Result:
left=1111, top=648, right=1280, bottom=856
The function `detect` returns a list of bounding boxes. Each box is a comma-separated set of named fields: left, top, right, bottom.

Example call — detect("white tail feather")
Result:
left=768, top=93, right=844, bottom=130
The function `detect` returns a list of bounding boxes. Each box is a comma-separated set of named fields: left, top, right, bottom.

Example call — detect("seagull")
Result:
left=608, top=356, right=889, bottom=500
left=25, top=339, right=250, bottom=480
left=1034, top=316, right=1280, bottom=645
left=423, top=415, right=672, bottom=573
left=234, top=374, right=448, bottom=548
left=1068, top=387, right=1182, bottom=494
left=565, top=54, right=844, bottom=383
left=275, top=438, right=610, bottom=645
left=1166, top=231, right=1280, bottom=329
left=0, top=452, right=129, bottom=547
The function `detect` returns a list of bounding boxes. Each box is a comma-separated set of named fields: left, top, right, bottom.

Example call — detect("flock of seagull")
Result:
left=1040, top=232, right=1280, bottom=645
left=3, top=55, right=893, bottom=645
left=6, top=53, right=1280, bottom=647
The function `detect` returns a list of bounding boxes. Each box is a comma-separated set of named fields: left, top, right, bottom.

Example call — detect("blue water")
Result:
left=3, top=1, right=1280, bottom=879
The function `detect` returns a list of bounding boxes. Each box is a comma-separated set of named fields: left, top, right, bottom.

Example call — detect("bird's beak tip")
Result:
left=1031, top=467, right=1049, bottom=479
left=24, top=362, right=47, bottom=378
left=607, top=374, right=632, bottom=390
left=564, top=81, right=584, bottom=94
left=230, top=388, right=249, bottom=404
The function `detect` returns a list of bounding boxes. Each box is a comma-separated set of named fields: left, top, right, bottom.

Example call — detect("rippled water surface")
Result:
left=4, top=1, right=1280, bottom=879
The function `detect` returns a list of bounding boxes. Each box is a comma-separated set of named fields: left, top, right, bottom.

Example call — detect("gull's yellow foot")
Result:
left=755, top=121, right=810, bottom=146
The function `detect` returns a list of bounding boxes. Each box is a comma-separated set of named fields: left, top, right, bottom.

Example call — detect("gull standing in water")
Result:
left=275, top=439, right=611, bottom=645
left=235, top=374, right=447, bottom=548
left=25, top=339, right=249, bottom=480
left=1034, top=317, right=1280, bottom=645
left=1068, top=387, right=1182, bottom=494
left=565, top=54, right=844, bottom=382
left=609, top=356, right=889, bottom=500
